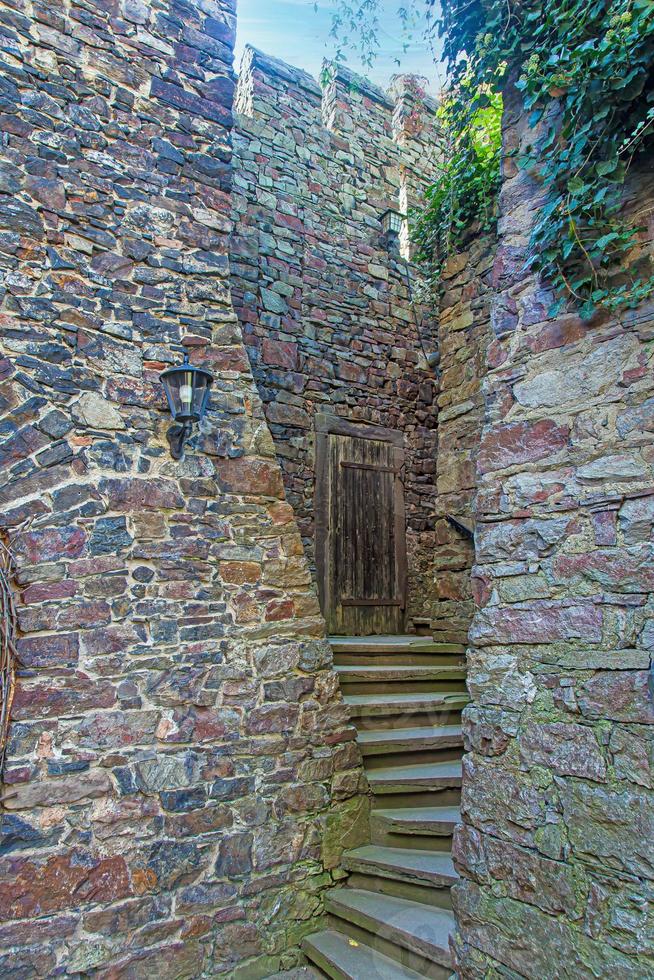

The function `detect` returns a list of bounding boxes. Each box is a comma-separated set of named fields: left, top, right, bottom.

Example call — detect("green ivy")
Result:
left=327, top=0, right=654, bottom=317
left=411, top=84, right=502, bottom=288
left=437, top=0, right=654, bottom=317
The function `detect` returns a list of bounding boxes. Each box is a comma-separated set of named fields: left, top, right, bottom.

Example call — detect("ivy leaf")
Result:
left=596, top=158, right=618, bottom=177
left=548, top=297, right=567, bottom=317
left=580, top=299, right=597, bottom=320
left=594, top=232, right=621, bottom=250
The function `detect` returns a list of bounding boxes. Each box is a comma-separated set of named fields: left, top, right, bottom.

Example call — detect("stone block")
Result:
left=16, top=632, right=79, bottom=669
left=2, top=769, right=112, bottom=810
left=517, top=722, right=607, bottom=782
left=471, top=602, right=603, bottom=646
left=247, top=704, right=299, bottom=734
left=16, top=526, right=86, bottom=564
left=478, top=419, right=569, bottom=474
left=71, top=392, right=126, bottom=431
left=99, top=478, right=184, bottom=512
left=320, top=794, right=370, bottom=870
left=215, top=833, right=253, bottom=877
left=0, top=851, right=131, bottom=920
left=578, top=672, right=654, bottom=725
left=454, top=824, right=583, bottom=916
left=559, top=780, right=654, bottom=880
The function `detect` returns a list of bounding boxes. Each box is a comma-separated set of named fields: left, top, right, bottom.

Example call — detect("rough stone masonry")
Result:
left=432, top=227, right=494, bottom=646
left=3, top=0, right=654, bottom=976
left=0, top=0, right=369, bottom=976
left=452, top=80, right=654, bottom=978
left=230, top=48, right=441, bottom=625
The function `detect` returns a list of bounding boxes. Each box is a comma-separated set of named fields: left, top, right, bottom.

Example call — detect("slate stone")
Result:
left=0, top=813, right=62, bottom=855
left=88, top=516, right=133, bottom=555
left=71, top=391, right=125, bottom=430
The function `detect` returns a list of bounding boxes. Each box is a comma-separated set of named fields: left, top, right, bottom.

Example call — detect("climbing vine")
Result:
left=328, top=0, right=654, bottom=316
left=411, top=84, right=502, bottom=287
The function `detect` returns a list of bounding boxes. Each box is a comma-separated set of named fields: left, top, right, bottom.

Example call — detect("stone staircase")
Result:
left=303, top=635, right=467, bottom=979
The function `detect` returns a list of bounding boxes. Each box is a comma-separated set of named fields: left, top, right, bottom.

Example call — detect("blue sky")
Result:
left=235, top=0, right=444, bottom=93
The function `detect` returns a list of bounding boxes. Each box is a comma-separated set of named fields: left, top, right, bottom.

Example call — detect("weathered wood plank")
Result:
left=315, top=417, right=407, bottom=634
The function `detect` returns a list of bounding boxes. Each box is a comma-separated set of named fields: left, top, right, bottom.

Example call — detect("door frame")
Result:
left=314, top=413, right=407, bottom=632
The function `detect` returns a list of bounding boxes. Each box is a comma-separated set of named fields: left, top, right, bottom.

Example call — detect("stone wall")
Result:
left=431, top=230, right=494, bottom=644
left=230, top=48, right=441, bottom=625
left=453, top=81, right=654, bottom=977
left=0, top=2, right=368, bottom=976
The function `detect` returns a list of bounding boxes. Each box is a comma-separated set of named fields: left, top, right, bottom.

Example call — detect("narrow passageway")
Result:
left=303, top=634, right=467, bottom=978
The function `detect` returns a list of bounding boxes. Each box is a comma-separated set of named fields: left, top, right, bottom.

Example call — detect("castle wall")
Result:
left=453, top=80, right=654, bottom=978
left=0, top=4, right=368, bottom=976
left=431, top=230, right=494, bottom=644
left=5, top=3, right=652, bottom=972
left=230, top=47, right=441, bottom=626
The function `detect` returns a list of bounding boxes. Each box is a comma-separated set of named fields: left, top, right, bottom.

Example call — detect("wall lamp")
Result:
left=160, top=353, right=213, bottom=459
left=381, top=208, right=406, bottom=251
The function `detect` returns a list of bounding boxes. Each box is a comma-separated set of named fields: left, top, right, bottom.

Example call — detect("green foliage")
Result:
left=324, top=0, right=425, bottom=69
left=325, top=0, right=382, bottom=68
left=327, top=0, right=654, bottom=317
left=411, top=85, right=502, bottom=287
left=443, top=0, right=654, bottom=316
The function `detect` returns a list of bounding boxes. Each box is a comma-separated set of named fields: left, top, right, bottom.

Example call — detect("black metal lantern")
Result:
left=381, top=209, right=405, bottom=251
left=160, top=353, right=213, bottom=459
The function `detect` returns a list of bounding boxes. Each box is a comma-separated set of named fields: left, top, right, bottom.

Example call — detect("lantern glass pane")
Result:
left=382, top=210, right=403, bottom=235
left=163, top=368, right=211, bottom=422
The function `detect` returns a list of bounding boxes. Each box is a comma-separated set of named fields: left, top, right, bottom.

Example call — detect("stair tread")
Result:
left=303, top=928, right=426, bottom=980
left=343, top=845, right=458, bottom=886
left=358, top=724, right=463, bottom=746
left=336, top=665, right=466, bottom=681
left=369, top=760, right=462, bottom=780
left=326, top=888, right=454, bottom=966
left=367, top=761, right=462, bottom=794
left=330, top=635, right=464, bottom=654
left=374, top=805, right=462, bottom=826
left=344, top=692, right=468, bottom=707
left=267, top=969, right=323, bottom=979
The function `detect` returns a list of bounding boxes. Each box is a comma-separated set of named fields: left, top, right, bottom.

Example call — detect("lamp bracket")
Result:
left=167, top=422, right=192, bottom=460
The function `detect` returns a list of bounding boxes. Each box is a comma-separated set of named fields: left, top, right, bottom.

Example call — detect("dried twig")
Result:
left=0, top=537, right=18, bottom=783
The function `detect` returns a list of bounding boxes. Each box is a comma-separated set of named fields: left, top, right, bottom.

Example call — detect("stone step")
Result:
left=344, top=692, right=468, bottom=719
left=335, top=652, right=465, bottom=668
left=267, top=969, right=323, bottom=979
left=372, top=805, right=461, bottom=837
left=330, top=636, right=466, bottom=669
left=336, top=664, right=466, bottom=696
left=366, top=760, right=462, bottom=795
left=336, top=665, right=466, bottom=684
left=329, top=635, right=464, bottom=655
left=302, top=928, right=426, bottom=980
left=342, top=846, right=458, bottom=890
left=325, top=888, right=454, bottom=971
left=357, top=724, right=463, bottom=756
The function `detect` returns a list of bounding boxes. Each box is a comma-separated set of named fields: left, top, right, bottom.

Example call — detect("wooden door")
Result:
left=315, top=415, right=407, bottom=635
